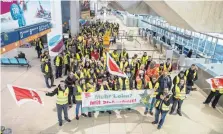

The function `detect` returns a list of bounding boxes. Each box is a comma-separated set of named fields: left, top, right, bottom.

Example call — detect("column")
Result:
left=70, top=1, right=80, bottom=37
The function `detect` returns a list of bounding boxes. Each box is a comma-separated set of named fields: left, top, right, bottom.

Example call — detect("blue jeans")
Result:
left=75, top=102, right=82, bottom=117
left=145, top=97, right=156, bottom=113
left=155, top=109, right=168, bottom=128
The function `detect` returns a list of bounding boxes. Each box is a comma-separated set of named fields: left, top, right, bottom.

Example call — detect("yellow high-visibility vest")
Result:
left=185, top=69, right=197, bottom=79
left=155, top=99, right=169, bottom=111
left=75, top=86, right=82, bottom=101
left=141, top=56, right=148, bottom=65
left=55, top=56, right=60, bottom=67
left=64, top=54, right=69, bottom=65
left=76, top=53, right=81, bottom=61
left=87, top=83, right=95, bottom=93
left=211, top=88, right=223, bottom=94
left=174, top=85, right=186, bottom=100
left=175, top=76, right=187, bottom=84
left=148, top=81, right=159, bottom=97
left=119, top=78, right=130, bottom=90
left=45, top=64, right=49, bottom=73
left=74, top=72, right=84, bottom=80
left=120, top=61, right=128, bottom=71
left=164, top=63, right=172, bottom=72
left=57, top=88, right=69, bottom=105
left=112, top=53, right=119, bottom=62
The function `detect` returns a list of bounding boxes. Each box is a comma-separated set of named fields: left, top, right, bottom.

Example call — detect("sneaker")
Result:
left=152, top=121, right=158, bottom=124
left=144, top=111, right=148, bottom=115
left=65, top=119, right=71, bottom=122
left=157, top=125, right=161, bottom=129
left=76, top=116, right=79, bottom=120
left=177, top=112, right=182, bottom=116
left=59, top=122, right=62, bottom=126
left=82, top=113, right=87, bottom=117
left=149, top=111, right=153, bottom=116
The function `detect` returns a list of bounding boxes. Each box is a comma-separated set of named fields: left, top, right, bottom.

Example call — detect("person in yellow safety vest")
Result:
left=170, top=79, right=186, bottom=116
left=203, top=86, right=223, bottom=109
left=136, top=70, right=146, bottom=90
left=46, top=80, right=71, bottom=126
left=74, top=78, right=88, bottom=120
left=40, top=51, right=49, bottom=69
left=118, top=77, right=131, bottom=90
left=119, top=58, right=129, bottom=72
left=74, top=69, right=84, bottom=80
left=108, top=75, right=118, bottom=91
left=119, top=48, right=129, bottom=61
left=111, top=50, right=119, bottom=62
left=77, top=33, right=83, bottom=43
left=76, top=51, right=82, bottom=62
left=63, top=51, right=70, bottom=76
left=144, top=76, right=160, bottom=115
left=184, top=64, right=198, bottom=95
left=173, top=71, right=187, bottom=85
left=152, top=88, right=171, bottom=130
left=158, top=63, right=164, bottom=76
left=83, top=62, right=91, bottom=78
left=42, top=58, right=56, bottom=88
left=100, top=57, right=106, bottom=70
left=86, top=78, right=96, bottom=117
left=164, top=58, right=172, bottom=72
left=54, top=53, right=63, bottom=79
left=141, top=52, right=148, bottom=65
left=35, top=38, right=43, bottom=58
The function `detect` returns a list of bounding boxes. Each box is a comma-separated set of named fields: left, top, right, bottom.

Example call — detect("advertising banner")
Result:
left=82, top=90, right=153, bottom=112
left=47, top=0, right=63, bottom=56
left=81, top=1, right=90, bottom=19
left=1, top=0, right=51, bottom=32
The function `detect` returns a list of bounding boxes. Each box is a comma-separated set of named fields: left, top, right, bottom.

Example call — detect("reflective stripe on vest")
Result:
left=120, top=52, right=127, bottom=59
left=75, top=86, right=82, bottom=101
left=174, top=85, right=186, bottom=100
left=155, top=100, right=169, bottom=111
left=57, top=88, right=69, bottom=105
left=87, top=83, right=95, bottom=92
left=76, top=53, right=81, bottom=61
left=56, top=56, right=60, bottom=66
left=74, top=73, right=84, bottom=80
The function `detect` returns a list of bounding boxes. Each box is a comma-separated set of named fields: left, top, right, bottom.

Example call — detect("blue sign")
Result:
left=39, top=22, right=51, bottom=32
left=1, top=31, right=20, bottom=47
left=19, top=25, right=39, bottom=39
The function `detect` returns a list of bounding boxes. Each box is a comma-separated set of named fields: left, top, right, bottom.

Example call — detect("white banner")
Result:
left=82, top=90, right=153, bottom=108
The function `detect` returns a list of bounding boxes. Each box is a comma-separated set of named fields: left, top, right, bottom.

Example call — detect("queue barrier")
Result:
left=1, top=57, right=31, bottom=69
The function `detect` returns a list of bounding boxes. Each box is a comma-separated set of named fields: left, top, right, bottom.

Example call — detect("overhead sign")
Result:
left=1, top=31, right=19, bottom=47
left=19, top=26, right=39, bottom=40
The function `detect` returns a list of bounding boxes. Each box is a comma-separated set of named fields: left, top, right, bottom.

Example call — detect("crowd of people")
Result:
left=34, top=20, right=212, bottom=129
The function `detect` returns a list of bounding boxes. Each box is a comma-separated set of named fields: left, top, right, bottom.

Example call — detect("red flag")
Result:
left=106, top=52, right=127, bottom=77
left=206, top=76, right=223, bottom=89
left=7, top=85, right=43, bottom=106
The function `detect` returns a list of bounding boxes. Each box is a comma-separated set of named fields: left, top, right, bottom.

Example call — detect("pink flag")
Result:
left=106, top=52, right=127, bottom=77
left=206, top=76, right=223, bottom=89
left=7, top=85, right=44, bottom=106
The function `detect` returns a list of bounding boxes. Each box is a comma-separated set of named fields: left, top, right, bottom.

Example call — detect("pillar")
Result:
left=70, top=1, right=80, bottom=37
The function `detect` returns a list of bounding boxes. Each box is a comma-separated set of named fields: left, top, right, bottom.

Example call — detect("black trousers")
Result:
left=204, top=91, right=222, bottom=107
left=55, top=66, right=62, bottom=78
left=64, top=64, right=70, bottom=76
left=171, top=98, right=183, bottom=113
left=68, top=86, right=75, bottom=105
left=37, top=50, right=42, bottom=58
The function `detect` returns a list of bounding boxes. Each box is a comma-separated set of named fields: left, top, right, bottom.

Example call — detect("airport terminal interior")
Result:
left=1, top=1, right=223, bottom=134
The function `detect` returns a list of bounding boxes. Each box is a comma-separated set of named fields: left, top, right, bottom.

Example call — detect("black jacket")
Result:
left=158, top=75, right=172, bottom=92
left=185, top=69, right=198, bottom=86
left=65, top=76, right=75, bottom=87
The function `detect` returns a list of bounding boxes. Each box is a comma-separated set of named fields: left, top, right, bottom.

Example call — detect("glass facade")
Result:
left=137, top=15, right=223, bottom=63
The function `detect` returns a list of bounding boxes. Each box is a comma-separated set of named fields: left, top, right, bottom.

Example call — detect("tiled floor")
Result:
left=1, top=14, right=223, bottom=134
